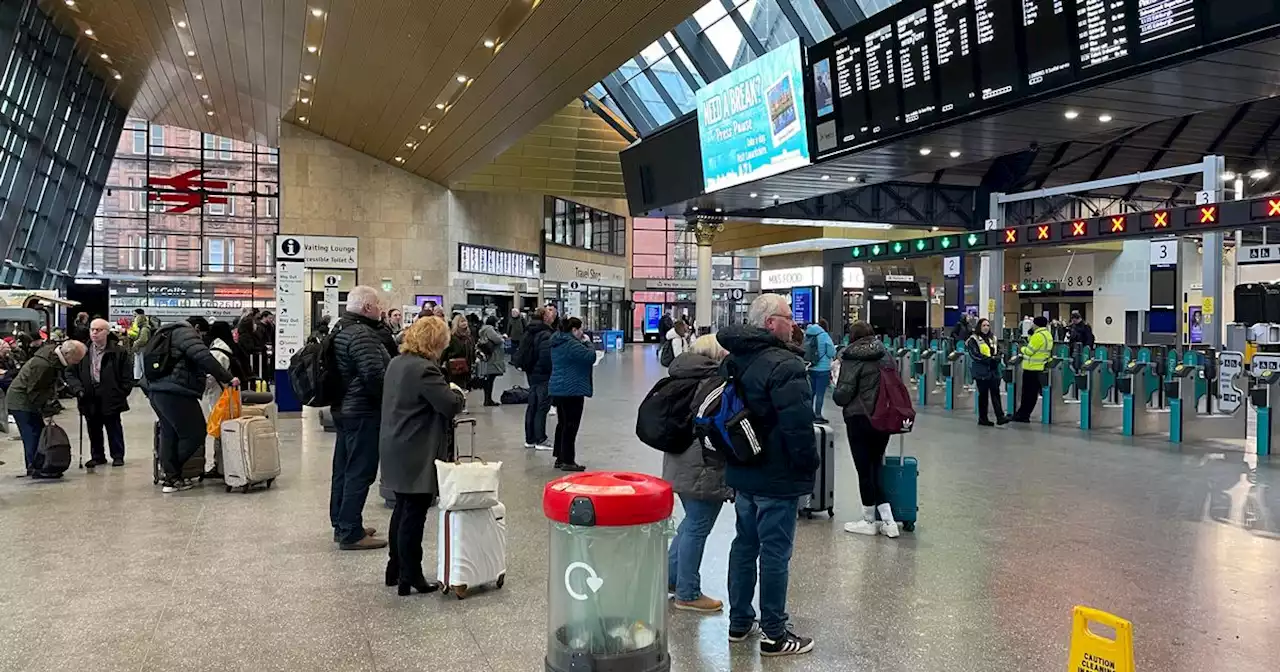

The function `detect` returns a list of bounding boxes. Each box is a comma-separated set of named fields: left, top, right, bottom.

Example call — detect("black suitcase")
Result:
left=1235, top=284, right=1267, bottom=326
left=152, top=421, right=206, bottom=484
left=1266, top=283, right=1280, bottom=324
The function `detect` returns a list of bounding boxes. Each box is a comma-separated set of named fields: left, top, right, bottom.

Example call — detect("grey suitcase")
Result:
left=801, top=423, right=836, bottom=519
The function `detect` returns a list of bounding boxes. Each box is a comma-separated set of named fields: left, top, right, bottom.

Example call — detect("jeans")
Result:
left=12, top=409, right=44, bottom=471
left=846, top=415, right=890, bottom=507
left=667, top=495, right=724, bottom=601
left=524, top=381, right=551, bottom=444
left=387, top=492, right=435, bottom=583
left=85, top=411, right=126, bottom=462
left=809, top=369, right=830, bottom=417
left=975, top=377, right=1005, bottom=423
left=1015, top=370, right=1045, bottom=421
left=728, top=492, right=800, bottom=639
left=552, top=396, right=585, bottom=465
left=330, top=415, right=382, bottom=545
left=149, top=393, right=206, bottom=482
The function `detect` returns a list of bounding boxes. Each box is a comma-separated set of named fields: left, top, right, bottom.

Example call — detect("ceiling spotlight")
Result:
left=298, top=116, right=307, bottom=122
left=302, top=74, right=313, bottom=81
left=1250, top=169, right=1271, bottom=180
left=112, top=73, right=122, bottom=80
left=930, top=226, right=940, bottom=232
left=307, top=45, right=318, bottom=53
left=820, top=174, right=830, bottom=180
left=65, top=0, right=75, bottom=6
left=394, top=156, right=403, bottom=162
left=691, top=206, right=699, bottom=212
left=405, top=141, right=415, bottom=148
left=1222, top=171, right=1236, bottom=180
left=1064, top=110, right=1080, bottom=120
left=949, top=150, right=961, bottom=158
left=1098, top=113, right=1113, bottom=123
left=84, top=28, right=94, bottom=36
left=847, top=176, right=857, bottom=182
left=483, top=39, right=496, bottom=49
left=177, top=20, right=187, bottom=28
left=419, top=124, right=428, bottom=131
left=772, top=194, right=780, bottom=200
left=206, top=110, right=214, bottom=116
left=457, top=74, right=470, bottom=83
left=300, top=97, right=310, bottom=104
left=311, top=8, right=324, bottom=17
left=435, top=102, right=445, bottom=109
left=99, top=53, right=109, bottom=60
left=749, top=192, right=758, bottom=198
left=201, top=93, right=210, bottom=100
left=919, top=147, right=932, bottom=156
left=186, top=50, right=195, bottom=56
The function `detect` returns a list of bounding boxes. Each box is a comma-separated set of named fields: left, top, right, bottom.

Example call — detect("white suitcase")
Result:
left=437, top=502, right=507, bottom=599
left=220, top=416, right=280, bottom=492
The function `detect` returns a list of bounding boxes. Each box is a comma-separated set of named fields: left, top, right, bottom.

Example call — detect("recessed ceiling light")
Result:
left=772, top=194, right=779, bottom=199
left=847, top=176, right=857, bottom=182
left=1064, top=110, right=1080, bottom=120
left=435, top=102, right=445, bottom=109
left=483, top=39, right=496, bottom=49
left=311, top=8, right=324, bottom=17
left=65, top=0, right=75, bottom=6
left=83, top=28, right=94, bottom=36
left=930, top=226, right=940, bottom=232
left=298, top=116, right=307, bottom=122
left=419, top=124, right=428, bottom=131
left=821, top=174, right=830, bottom=180
left=691, top=206, right=699, bottom=212
left=456, top=75, right=469, bottom=83
left=405, top=141, right=415, bottom=148
left=395, top=156, right=404, bottom=162
left=201, top=93, right=210, bottom=99
left=194, top=73, right=203, bottom=80
left=300, top=97, right=310, bottom=104
left=302, top=74, right=313, bottom=81
left=919, top=147, right=932, bottom=156
left=307, top=45, right=318, bottom=53
left=1098, top=113, right=1113, bottom=123
left=1222, top=171, right=1237, bottom=180
left=715, top=208, right=723, bottom=213
left=177, top=20, right=187, bottom=28
left=949, top=150, right=961, bottom=158
left=749, top=192, right=758, bottom=198
left=186, top=50, right=195, bottom=57
left=99, top=53, right=109, bottom=60
left=112, top=73, right=122, bottom=80
left=1250, top=169, right=1271, bottom=180
left=206, top=110, right=214, bottom=116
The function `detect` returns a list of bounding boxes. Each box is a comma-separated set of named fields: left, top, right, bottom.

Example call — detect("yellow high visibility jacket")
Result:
left=1020, top=327, right=1053, bottom=371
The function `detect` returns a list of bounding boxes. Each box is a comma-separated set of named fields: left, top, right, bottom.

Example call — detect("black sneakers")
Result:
left=728, top=622, right=760, bottom=643
left=760, top=630, right=815, bottom=657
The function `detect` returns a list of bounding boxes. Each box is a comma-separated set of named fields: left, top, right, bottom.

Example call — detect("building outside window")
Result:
left=543, top=196, right=626, bottom=255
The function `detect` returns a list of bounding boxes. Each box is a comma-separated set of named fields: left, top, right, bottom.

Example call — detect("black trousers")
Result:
left=975, top=378, right=1006, bottom=423
left=1015, top=370, right=1045, bottom=421
left=552, top=396, right=585, bottom=465
left=387, top=492, right=435, bottom=583
left=482, top=374, right=498, bottom=403
left=85, top=411, right=126, bottom=462
left=845, top=415, right=891, bottom=507
left=149, top=393, right=206, bottom=481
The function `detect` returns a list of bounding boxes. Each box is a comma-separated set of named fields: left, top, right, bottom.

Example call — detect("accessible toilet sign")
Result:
left=276, top=235, right=359, bottom=269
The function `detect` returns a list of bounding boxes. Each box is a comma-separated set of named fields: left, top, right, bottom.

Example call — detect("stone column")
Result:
left=688, top=214, right=724, bottom=335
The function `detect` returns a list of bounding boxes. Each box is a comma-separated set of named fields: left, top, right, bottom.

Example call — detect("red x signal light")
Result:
left=1199, top=205, right=1217, bottom=224
left=1153, top=210, right=1169, bottom=228
left=1109, top=216, right=1127, bottom=233
left=1035, top=224, right=1051, bottom=241
left=1071, top=220, right=1086, bottom=237
left=1002, top=228, right=1018, bottom=245
left=1270, top=199, right=1280, bottom=217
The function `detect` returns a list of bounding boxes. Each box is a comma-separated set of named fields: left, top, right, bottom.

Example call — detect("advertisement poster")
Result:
left=644, top=304, right=663, bottom=334
left=813, top=58, right=833, bottom=117
left=696, top=39, right=811, bottom=192
left=791, top=287, right=815, bottom=324
left=1188, top=306, right=1203, bottom=344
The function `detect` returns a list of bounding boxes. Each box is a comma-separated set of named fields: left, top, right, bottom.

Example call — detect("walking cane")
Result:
left=77, top=412, right=84, bottom=469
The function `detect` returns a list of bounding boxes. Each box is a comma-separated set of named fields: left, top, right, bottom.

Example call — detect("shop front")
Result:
left=544, top=257, right=627, bottom=332
left=452, top=243, right=541, bottom=318
left=108, top=279, right=276, bottom=324
left=629, top=278, right=756, bottom=341
left=760, top=265, right=868, bottom=331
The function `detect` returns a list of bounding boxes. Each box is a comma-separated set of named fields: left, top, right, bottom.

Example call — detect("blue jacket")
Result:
left=966, top=333, right=1001, bottom=381
left=717, top=325, right=818, bottom=499
left=803, top=324, right=837, bottom=372
left=549, top=331, right=595, bottom=398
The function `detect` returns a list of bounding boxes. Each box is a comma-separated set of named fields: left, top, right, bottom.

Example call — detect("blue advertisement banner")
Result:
left=791, top=287, right=815, bottom=325
left=644, top=304, right=663, bottom=334
left=696, top=39, right=811, bottom=192
left=1188, top=307, right=1203, bottom=344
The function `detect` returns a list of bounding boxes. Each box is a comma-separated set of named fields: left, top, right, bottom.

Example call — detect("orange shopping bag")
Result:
left=206, top=387, right=242, bottom=437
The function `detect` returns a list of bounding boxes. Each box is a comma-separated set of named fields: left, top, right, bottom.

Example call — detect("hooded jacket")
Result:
left=518, top=320, right=554, bottom=384
left=142, top=322, right=234, bottom=398
left=717, top=324, right=818, bottom=499
left=803, top=324, right=837, bottom=372
left=832, top=336, right=890, bottom=417
left=7, top=344, right=67, bottom=414
left=661, top=353, right=732, bottom=501
left=549, top=331, right=595, bottom=397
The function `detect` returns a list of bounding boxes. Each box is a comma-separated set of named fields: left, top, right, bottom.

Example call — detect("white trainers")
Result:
left=533, top=440, right=553, bottom=451
left=879, top=520, right=901, bottom=538
left=843, top=519, right=880, bottom=535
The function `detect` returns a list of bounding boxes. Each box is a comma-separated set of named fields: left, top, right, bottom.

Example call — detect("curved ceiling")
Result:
left=48, top=0, right=703, bottom=184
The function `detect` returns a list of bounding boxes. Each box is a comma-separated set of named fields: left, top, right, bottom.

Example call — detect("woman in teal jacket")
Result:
left=804, top=319, right=838, bottom=423
left=549, top=317, right=595, bottom=472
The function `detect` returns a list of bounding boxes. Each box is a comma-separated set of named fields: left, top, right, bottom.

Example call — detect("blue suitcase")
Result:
left=879, top=436, right=918, bottom=531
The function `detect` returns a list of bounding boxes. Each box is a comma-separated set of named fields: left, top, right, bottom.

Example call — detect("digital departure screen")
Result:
left=1137, top=0, right=1198, bottom=57
left=1077, top=0, right=1131, bottom=71
left=897, top=7, right=938, bottom=125
left=864, top=25, right=901, bottom=134
left=933, top=0, right=978, bottom=113
left=974, top=0, right=1021, bottom=102
left=1021, top=0, right=1074, bottom=88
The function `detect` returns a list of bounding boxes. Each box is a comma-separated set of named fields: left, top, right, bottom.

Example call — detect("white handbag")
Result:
left=436, top=458, right=502, bottom=511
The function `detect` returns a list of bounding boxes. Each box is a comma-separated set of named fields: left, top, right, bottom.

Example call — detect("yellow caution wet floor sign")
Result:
left=1068, top=606, right=1134, bottom=672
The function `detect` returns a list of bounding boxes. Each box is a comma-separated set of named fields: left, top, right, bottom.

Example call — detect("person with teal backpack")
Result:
left=803, top=319, right=837, bottom=424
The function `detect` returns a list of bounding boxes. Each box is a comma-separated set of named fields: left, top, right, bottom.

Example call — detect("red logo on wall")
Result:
left=146, top=169, right=229, bottom=213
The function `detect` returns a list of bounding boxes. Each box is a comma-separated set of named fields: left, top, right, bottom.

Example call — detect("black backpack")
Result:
left=518, top=330, right=544, bottom=372
left=288, top=328, right=339, bottom=407
left=34, top=421, right=72, bottom=476
left=141, top=326, right=177, bottom=381
left=635, top=376, right=701, bottom=453
left=658, top=339, right=675, bottom=367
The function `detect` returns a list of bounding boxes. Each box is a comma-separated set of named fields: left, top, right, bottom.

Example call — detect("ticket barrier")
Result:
left=1042, top=358, right=1079, bottom=426
left=1077, top=359, right=1124, bottom=430
left=1167, top=363, right=1246, bottom=444
left=1250, top=370, right=1280, bottom=457
left=1120, top=362, right=1166, bottom=437
left=943, top=350, right=973, bottom=411
left=1004, top=354, right=1023, bottom=419
left=895, top=348, right=914, bottom=382
left=915, top=348, right=939, bottom=406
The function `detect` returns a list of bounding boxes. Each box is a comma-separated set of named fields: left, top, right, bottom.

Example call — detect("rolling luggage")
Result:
left=1236, top=283, right=1268, bottom=326
left=879, top=435, right=918, bottom=531
left=801, top=423, right=836, bottom=519
left=220, top=416, right=280, bottom=492
left=152, top=421, right=204, bottom=485
left=319, top=406, right=336, bottom=432
left=438, top=502, right=507, bottom=599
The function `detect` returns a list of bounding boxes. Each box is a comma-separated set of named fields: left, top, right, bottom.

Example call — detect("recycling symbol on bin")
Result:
left=564, top=562, right=604, bottom=601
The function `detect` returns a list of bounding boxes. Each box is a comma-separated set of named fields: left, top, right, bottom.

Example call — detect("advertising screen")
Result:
left=644, top=304, right=663, bottom=334
left=697, top=39, right=811, bottom=192
left=791, top=287, right=816, bottom=324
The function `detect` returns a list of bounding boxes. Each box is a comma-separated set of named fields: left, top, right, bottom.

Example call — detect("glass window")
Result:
left=208, top=238, right=224, bottom=272
left=702, top=13, right=752, bottom=69
left=622, top=71, right=675, bottom=127
left=650, top=57, right=698, bottom=113
left=219, top=137, right=232, bottom=160
left=149, top=125, right=164, bottom=156
left=791, top=0, right=834, bottom=42
left=132, top=126, right=145, bottom=154
left=741, top=0, right=799, bottom=52
left=639, top=38, right=669, bottom=65
left=693, top=0, right=729, bottom=28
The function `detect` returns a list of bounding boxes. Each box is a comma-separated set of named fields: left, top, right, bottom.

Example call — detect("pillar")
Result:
left=688, top=214, right=724, bottom=335
left=1201, top=155, right=1225, bottom=349
left=986, top=192, right=1007, bottom=340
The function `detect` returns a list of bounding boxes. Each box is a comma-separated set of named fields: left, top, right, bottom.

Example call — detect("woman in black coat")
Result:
left=966, top=318, right=1008, bottom=427
left=441, top=315, right=476, bottom=389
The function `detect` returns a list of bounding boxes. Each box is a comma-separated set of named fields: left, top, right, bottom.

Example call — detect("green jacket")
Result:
left=1020, top=327, right=1053, bottom=372
left=130, top=316, right=153, bottom=353
left=7, top=344, right=66, bottom=415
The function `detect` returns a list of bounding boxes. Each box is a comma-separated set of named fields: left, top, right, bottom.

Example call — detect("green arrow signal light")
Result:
left=871, top=244, right=884, bottom=256
left=851, top=247, right=863, bottom=258
left=1031, top=282, right=1040, bottom=291
left=966, top=233, right=980, bottom=247
left=892, top=242, right=904, bottom=254
left=1019, top=283, right=1028, bottom=291
left=1044, top=282, right=1055, bottom=290
left=940, top=237, right=954, bottom=249
left=915, top=239, right=927, bottom=251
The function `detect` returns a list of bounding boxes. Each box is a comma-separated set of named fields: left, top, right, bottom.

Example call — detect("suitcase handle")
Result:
left=450, top=416, right=479, bottom=462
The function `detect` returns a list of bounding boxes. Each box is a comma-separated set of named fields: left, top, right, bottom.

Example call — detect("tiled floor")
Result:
left=0, top=347, right=1277, bottom=671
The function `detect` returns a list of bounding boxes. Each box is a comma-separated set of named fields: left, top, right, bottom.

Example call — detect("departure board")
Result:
left=898, top=8, right=937, bottom=125
left=1021, top=0, right=1074, bottom=87
left=864, top=25, right=901, bottom=134
left=1077, top=0, right=1131, bottom=70
left=975, top=0, right=1020, bottom=102
left=932, top=0, right=978, bottom=113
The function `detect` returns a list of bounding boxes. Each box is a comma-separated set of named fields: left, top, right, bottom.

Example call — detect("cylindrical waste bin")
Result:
left=543, top=472, right=674, bottom=672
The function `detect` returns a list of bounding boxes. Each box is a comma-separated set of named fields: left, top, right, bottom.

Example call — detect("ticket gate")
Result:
left=1004, top=354, right=1023, bottom=418
left=1250, top=370, right=1280, bottom=457
left=1120, top=361, right=1166, bottom=436
left=943, top=350, right=973, bottom=411
left=1042, top=358, right=1079, bottom=425
left=895, top=348, right=914, bottom=382
left=1167, top=362, right=1246, bottom=444
left=1077, top=359, right=1124, bottom=430
left=915, top=348, right=939, bottom=406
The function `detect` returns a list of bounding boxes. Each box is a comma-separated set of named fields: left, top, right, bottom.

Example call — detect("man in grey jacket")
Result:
left=329, top=286, right=394, bottom=550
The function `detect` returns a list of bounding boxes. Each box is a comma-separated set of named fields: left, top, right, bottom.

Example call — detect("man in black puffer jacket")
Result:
left=144, top=320, right=236, bottom=492
left=517, top=306, right=556, bottom=450
left=717, top=293, right=817, bottom=658
left=329, top=286, right=394, bottom=550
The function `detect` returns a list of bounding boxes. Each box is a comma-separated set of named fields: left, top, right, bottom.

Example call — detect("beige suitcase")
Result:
left=220, top=416, right=280, bottom=492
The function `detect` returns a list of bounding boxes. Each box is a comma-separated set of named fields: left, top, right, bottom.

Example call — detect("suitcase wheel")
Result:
left=266, top=478, right=274, bottom=489
left=453, top=584, right=468, bottom=600
left=903, top=522, right=915, bottom=532
left=826, top=508, right=834, bottom=518
left=224, top=485, right=232, bottom=493
left=496, top=573, right=505, bottom=589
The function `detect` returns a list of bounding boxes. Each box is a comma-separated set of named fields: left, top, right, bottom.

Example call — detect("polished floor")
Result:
left=0, top=347, right=1277, bottom=671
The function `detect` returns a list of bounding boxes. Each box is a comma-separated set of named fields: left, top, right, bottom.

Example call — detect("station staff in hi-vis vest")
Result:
left=1013, top=316, right=1053, bottom=423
